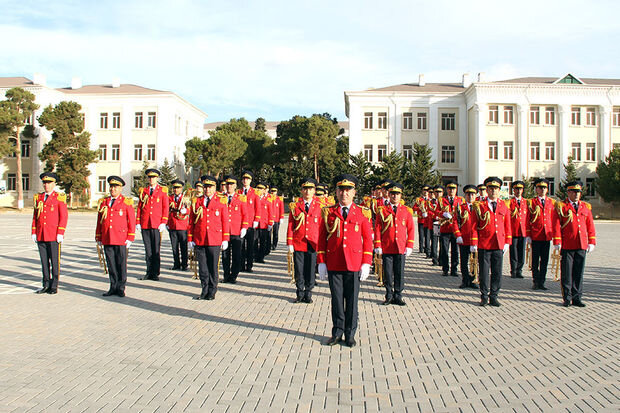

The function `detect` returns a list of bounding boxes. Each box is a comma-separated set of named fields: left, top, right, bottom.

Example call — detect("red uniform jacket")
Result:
left=471, top=199, right=512, bottom=250
left=508, top=197, right=528, bottom=237
left=553, top=200, right=596, bottom=250
left=438, top=196, right=463, bottom=234
left=257, top=196, right=274, bottom=229
left=95, top=195, right=136, bottom=245
left=453, top=202, right=477, bottom=246
left=526, top=197, right=555, bottom=241
left=32, top=191, right=68, bottom=241
left=238, top=187, right=259, bottom=224
left=188, top=195, right=230, bottom=246
left=317, top=203, right=373, bottom=272
left=412, top=196, right=428, bottom=223
left=287, top=197, right=322, bottom=251
left=226, top=193, right=249, bottom=236
left=272, top=195, right=285, bottom=223
left=168, top=193, right=190, bottom=231
left=136, top=185, right=169, bottom=229
left=373, top=204, right=415, bottom=254
left=426, top=198, right=441, bottom=229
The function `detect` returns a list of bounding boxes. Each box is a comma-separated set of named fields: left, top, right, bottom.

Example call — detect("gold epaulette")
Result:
left=219, top=195, right=227, bottom=204
left=238, top=194, right=247, bottom=202
left=400, top=199, right=405, bottom=205
left=289, top=202, right=297, bottom=212
left=583, top=201, right=592, bottom=210
left=161, top=186, right=168, bottom=194
left=504, top=200, right=511, bottom=208
left=407, top=206, right=413, bottom=215
left=361, top=206, right=372, bottom=220
left=124, top=197, right=134, bottom=206
left=57, top=192, right=67, bottom=203
left=279, top=196, right=284, bottom=201
left=98, top=197, right=108, bottom=206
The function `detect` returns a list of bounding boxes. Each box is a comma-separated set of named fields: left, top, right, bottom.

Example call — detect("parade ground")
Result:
left=0, top=212, right=618, bottom=413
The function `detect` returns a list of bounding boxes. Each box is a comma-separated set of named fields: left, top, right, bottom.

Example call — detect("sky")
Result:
left=1, top=0, right=619, bottom=123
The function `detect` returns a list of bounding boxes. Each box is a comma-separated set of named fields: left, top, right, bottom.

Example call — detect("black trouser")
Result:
left=104, top=245, right=127, bottom=293
left=561, top=249, right=586, bottom=303
left=257, top=228, right=270, bottom=261
left=37, top=241, right=60, bottom=290
left=478, top=249, right=503, bottom=300
left=532, top=240, right=550, bottom=287
left=509, top=236, right=525, bottom=277
left=430, top=231, right=439, bottom=264
left=383, top=253, right=405, bottom=300
left=222, top=235, right=242, bottom=282
left=264, top=227, right=272, bottom=256
left=242, top=228, right=256, bottom=270
left=440, top=232, right=459, bottom=275
left=423, top=227, right=431, bottom=257
left=142, top=229, right=161, bottom=278
left=417, top=223, right=425, bottom=253
left=169, top=229, right=188, bottom=269
left=459, top=244, right=475, bottom=286
left=272, top=222, right=280, bottom=249
left=328, top=271, right=360, bottom=340
left=196, top=245, right=221, bottom=298
left=294, top=244, right=316, bottom=300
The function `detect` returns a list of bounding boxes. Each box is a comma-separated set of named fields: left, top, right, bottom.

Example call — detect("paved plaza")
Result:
left=0, top=212, right=618, bottom=412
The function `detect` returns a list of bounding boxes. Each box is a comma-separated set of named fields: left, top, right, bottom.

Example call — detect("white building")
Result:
left=345, top=73, right=620, bottom=200
left=0, top=75, right=207, bottom=207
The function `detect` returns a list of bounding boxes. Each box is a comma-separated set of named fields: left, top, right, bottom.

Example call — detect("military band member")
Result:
left=255, top=182, right=273, bottom=263
left=168, top=179, right=190, bottom=271
left=219, top=178, right=227, bottom=195
left=508, top=180, right=527, bottom=278
left=32, top=172, right=68, bottom=294
left=96, top=176, right=136, bottom=297
left=315, top=185, right=325, bottom=200
left=136, top=168, right=169, bottom=281
left=526, top=178, right=555, bottom=290
left=427, top=186, right=443, bottom=265
left=373, top=182, right=415, bottom=305
left=238, top=171, right=260, bottom=272
left=412, top=185, right=430, bottom=254
left=270, top=187, right=285, bottom=250
left=194, top=181, right=204, bottom=197
left=552, top=182, right=596, bottom=307
left=188, top=175, right=230, bottom=300
left=287, top=178, right=321, bottom=303
left=222, top=175, right=249, bottom=283
left=470, top=177, right=512, bottom=307
left=439, top=182, right=463, bottom=276
left=455, top=185, right=479, bottom=289
left=476, top=184, right=488, bottom=201
left=318, top=174, right=373, bottom=347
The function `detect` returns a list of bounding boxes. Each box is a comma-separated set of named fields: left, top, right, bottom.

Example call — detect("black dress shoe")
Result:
left=35, top=287, right=50, bottom=294
left=532, top=284, right=539, bottom=290
left=229, top=280, right=237, bottom=284
left=325, top=336, right=341, bottom=346
left=442, top=272, right=448, bottom=276
left=489, top=298, right=501, bottom=307
left=539, top=285, right=548, bottom=291
left=170, top=266, right=180, bottom=270
left=381, top=298, right=392, bottom=305
left=459, top=283, right=468, bottom=289
left=221, top=279, right=228, bottom=284
left=392, top=298, right=406, bottom=306
left=246, top=269, right=253, bottom=273
left=293, top=298, right=303, bottom=303
left=344, top=338, right=357, bottom=347
left=450, top=273, right=458, bottom=277
left=479, top=299, right=488, bottom=307
left=192, top=295, right=206, bottom=300
left=139, top=275, right=150, bottom=280
left=516, top=274, right=524, bottom=279
left=181, top=267, right=188, bottom=271
left=572, top=300, right=586, bottom=307
left=102, top=290, right=115, bottom=297
left=510, top=274, right=517, bottom=278
left=562, top=300, right=571, bottom=307
left=469, top=283, right=479, bottom=289
left=303, top=297, right=313, bottom=304
left=206, top=296, right=215, bottom=300
left=47, top=289, right=57, bottom=294
left=151, top=276, right=160, bottom=281
left=117, top=290, right=126, bottom=297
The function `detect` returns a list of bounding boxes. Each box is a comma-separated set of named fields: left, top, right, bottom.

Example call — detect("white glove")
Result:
left=525, top=236, right=532, bottom=244
left=405, top=247, right=413, bottom=257
left=456, top=236, right=463, bottom=244
left=188, top=241, right=195, bottom=249
left=268, top=225, right=273, bottom=231
left=503, top=244, right=509, bottom=254
left=443, top=212, right=452, bottom=219
left=470, top=245, right=478, bottom=253
left=125, top=240, right=132, bottom=249
left=374, top=247, right=383, bottom=255
left=587, top=244, right=595, bottom=253
left=158, top=223, right=166, bottom=232
left=136, top=224, right=141, bottom=231
left=97, top=241, right=102, bottom=246
left=253, top=221, right=259, bottom=229
left=318, top=263, right=327, bottom=281
left=422, top=212, right=428, bottom=218
left=57, top=234, right=64, bottom=243
left=180, top=208, right=187, bottom=214
left=554, top=244, right=561, bottom=252
left=32, top=234, right=37, bottom=243
left=166, top=225, right=170, bottom=230
left=279, top=219, right=283, bottom=224
left=221, top=241, right=229, bottom=250
left=288, top=245, right=294, bottom=253
left=360, top=264, right=371, bottom=281
left=240, top=228, right=247, bottom=238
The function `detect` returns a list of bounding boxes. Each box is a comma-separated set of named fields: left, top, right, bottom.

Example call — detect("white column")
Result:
left=121, top=103, right=134, bottom=196
left=599, top=105, right=612, bottom=161
left=348, top=103, right=363, bottom=157
left=458, top=103, right=467, bottom=183
left=473, top=104, right=486, bottom=184
left=393, top=102, right=401, bottom=153
left=558, top=105, right=570, bottom=180
left=428, top=104, right=439, bottom=164
left=516, top=104, right=528, bottom=179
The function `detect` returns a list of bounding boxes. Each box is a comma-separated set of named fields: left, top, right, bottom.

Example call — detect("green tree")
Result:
left=159, top=158, right=176, bottom=188
left=596, top=148, right=620, bottom=204
left=254, top=117, right=266, bottom=132
left=38, top=101, right=99, bottom=207
left=132, top=159, right=151, bottom=197
left=556, top=156, right=579, bottom=200
left=407, top=143, right=441, bottom=198
left=0, top=87, right=39, bottom=209
left=522, top=175, right=536, bottom=199
left=347, top=151, right=374, bottom=196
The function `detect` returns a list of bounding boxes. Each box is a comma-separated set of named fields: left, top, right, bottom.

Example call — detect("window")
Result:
left=7, top=138, right=16, bottom=157
left=377, top=145, right=387, bottom=162
left=503, top=176, right=513, bottom=190
left=132, top=176, right=141, bottom=189
left=586, top=108, right=596, bottom=126
left=134, top=144, right=143, bottom=161
left=545, top=107, right=555, bottom=125
left=503, top=141, right=514, bottom=160
left=441, top=145, right=455, bottom=163
left=571, top=107, right=581, bottom=126
left=530, top=106, right=540, bottom=125
left=148, top=112, right=157, bottom=128
left=402, top=145, right=413, bottom=161
left=100, top=112, right=108, bottom=129
left=545, top=142, right=555, bottom=161
left=111, top=144, right=120, bottom=161
left=22, top=174, right=29, bottom=191
left=586, top=178, right=596, bottom=197
left=21, top=140, right=30, bottom=158
left=112, top=112, right=120, bottom=129
left=147, top=144, right=156, bottom=161
left=571, top=143, right=581, bottom=161
left=98, top=144, right=107, bottom=161
left=489, top=106, right=498, bottom=124
left=488, top=141, right=498, bottom=160
left=7, top=174, right=16, bottom=190
left=441, top=113, right=455, bottom=130
left=364, top=145, right=373, bottom=162
left=377, top=112, right=387, bottom=129
left=403, top=112, right=413, bottom=130
left=363, top=112, right=373, bottom=129
left=530, top=142, right=540, bottom=160
left=98, top=176, right=107, bottom=193
left=586, top=143, right=596, bottom=161
left=503, top=106, right=514, bottom=124
left=613, top=108, right=620, bottom=127
left=417, top=112, right=427, bottom=130
left=135, top=112, right=143, bottom=128
left=548, top=177, right=555, bottom=196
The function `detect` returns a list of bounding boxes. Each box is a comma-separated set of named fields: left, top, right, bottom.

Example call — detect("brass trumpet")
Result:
left=97, top=243, right=108, bottom=275
left=287, top=250, right=295, bottom=284
left=468, top=250, right=479, bottom=284
left=551, top=249, right=561, bottom=281
left=374, top=253, right=384, bottom=287
left=189, top=248, right=198, bottom=279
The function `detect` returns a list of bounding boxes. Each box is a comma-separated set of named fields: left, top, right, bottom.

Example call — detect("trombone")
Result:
left=374, top=253, right=384, bottom=287
left=468, top=250, right=479, bottom=284
left=287, top=250, right=295, bottom=284
left=551, top=249, right=561, bottom=281
left=96, top=243, right=108, bottom=275
left=188, top=248, right=198, bottom=279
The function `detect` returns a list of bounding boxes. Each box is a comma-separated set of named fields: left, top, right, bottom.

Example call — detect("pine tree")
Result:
left=596, top=148, right=620, bottom=205
left=408, top=143, right=441, bottom=197
left=159, top=158, right=176, bottom=188
left=556, top=156, right=579, bottom=200
left=132, top=160, right=151, bottom=197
